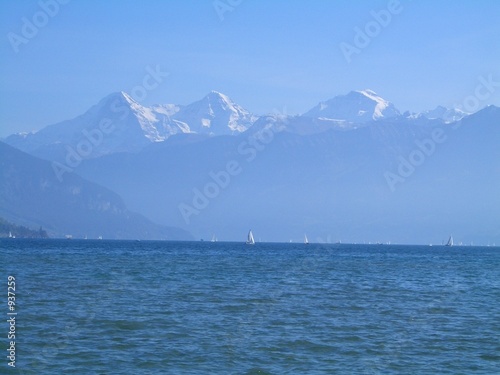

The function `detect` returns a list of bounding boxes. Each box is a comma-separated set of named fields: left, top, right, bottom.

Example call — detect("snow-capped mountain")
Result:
left=303, top=90, right=401, bottom=124
left=4, top=91, right=189, bottom=161
left=3, top=89, right=479, bottom=164
left=250, top=90, right=401, bottom=136
left=418, top=105, right=469, bottom=123
left=172, top=91, right=257, bottom=135
left=3, top=91, right=255, bottom=162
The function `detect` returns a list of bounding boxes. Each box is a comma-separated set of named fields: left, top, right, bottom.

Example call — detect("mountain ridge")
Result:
left=303, top=90, right=401, bottom=123
left=3, top=90, right=473, bottom=164
left=0, top=141, right=192, bottom=240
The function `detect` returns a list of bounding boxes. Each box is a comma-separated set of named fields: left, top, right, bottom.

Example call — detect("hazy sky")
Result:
left=1, top=0, right=499, bottom=136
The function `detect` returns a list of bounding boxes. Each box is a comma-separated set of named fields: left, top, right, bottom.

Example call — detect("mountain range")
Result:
left=4, top=90, right=257, bottom=163
left=4, top=90, right=469, bottom=163
left=2, top=90, right=499, bottom=244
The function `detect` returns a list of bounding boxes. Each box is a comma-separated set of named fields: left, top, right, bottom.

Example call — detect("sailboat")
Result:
left=445, top=235, right=453, bottom=247
left=246, top=230, right=255, bottom=245
left=304, top=234, right=309, bottom=245
left=8, top=231, right=15, bottom=239
left=211, top=234, right=217, bottom=243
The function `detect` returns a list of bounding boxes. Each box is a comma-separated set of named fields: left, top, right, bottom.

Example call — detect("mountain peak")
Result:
left=355, top=89, right=386, bottom=102
left=174, top=91, right=255, bottom=135
left=204, top=91, right=235, bottom=106
left=419, top=105, right=468, bottom=123
left=104, top=90, right=135, bottom=103
left=208, top=90, right=225, bottom=96
left=350, top=89, right=382, bottom=99
left=119, top=91, right=137, bottom=104
left=304, top=89, right=400, bottom=123
left=93, top=91, right=139, bottom=113
left=358, top=89, right=378, bottom=96
left=355, top=89, right=393, bottom=119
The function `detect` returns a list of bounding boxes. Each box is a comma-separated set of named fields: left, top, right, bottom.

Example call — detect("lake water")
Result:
left=1, top=239, right=499, bottom=374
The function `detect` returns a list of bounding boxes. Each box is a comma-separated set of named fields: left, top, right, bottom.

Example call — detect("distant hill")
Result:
left=0, top=217, right=48, bottom=238
left=0, top=142, right=192, bottom=240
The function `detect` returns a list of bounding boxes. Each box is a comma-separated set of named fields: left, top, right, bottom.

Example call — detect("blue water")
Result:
left=1, top=240, right=499, bottom=374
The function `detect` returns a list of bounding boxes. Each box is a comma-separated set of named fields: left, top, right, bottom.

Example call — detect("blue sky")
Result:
left=1, top=0, right=499, bottom=136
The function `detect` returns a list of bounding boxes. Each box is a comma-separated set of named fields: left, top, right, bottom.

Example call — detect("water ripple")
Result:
left=1, top=240, right=499, bottom=374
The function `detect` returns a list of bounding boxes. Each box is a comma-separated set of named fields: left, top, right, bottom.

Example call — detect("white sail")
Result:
left=445, top=235, right=453, bottom=247
left=211, top=234, right=217, bottom=242
left=304, top=234, right=309, bottom=244
left=246, top=230, right=255, bottom=245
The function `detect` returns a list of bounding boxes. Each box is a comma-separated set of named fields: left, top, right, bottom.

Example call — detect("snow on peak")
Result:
left=173, top=91, right=256, bottom=135
left=359, top=89, right=378, bottom=96
left=97, top=91, right=138, bottom=108
left=90, top=91, right=165, bottom=140
left=119, top=91, right=138, bottom=105
left=207, top=90, right=230, bottom=101
left=304, top=90, right=400, bottom=123
left=202, top=91, right=245, bottom=115
left=419, top=106, right=469, bottom=123
left=356, top=90, right=391, bottom=119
